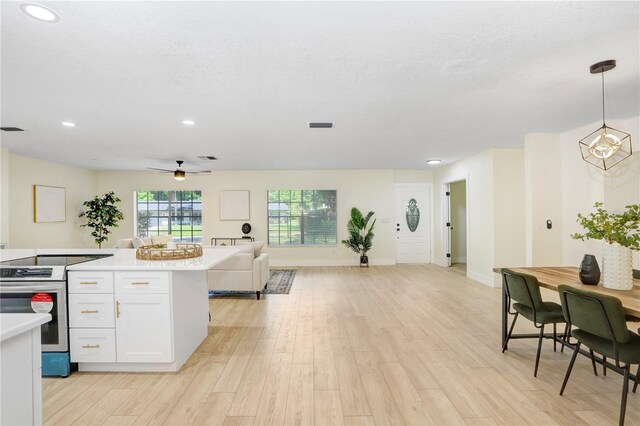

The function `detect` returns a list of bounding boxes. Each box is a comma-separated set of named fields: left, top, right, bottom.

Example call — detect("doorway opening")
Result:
left=444, top=179, right=467, bottom=271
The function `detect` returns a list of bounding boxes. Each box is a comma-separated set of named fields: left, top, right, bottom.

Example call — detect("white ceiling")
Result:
left=1, top=1, right=639, bottom=171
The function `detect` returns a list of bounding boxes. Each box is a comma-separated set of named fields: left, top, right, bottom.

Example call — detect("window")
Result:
left=135, top=191, right=202, bottom=242
left=268, top=190, right=337, bottom=246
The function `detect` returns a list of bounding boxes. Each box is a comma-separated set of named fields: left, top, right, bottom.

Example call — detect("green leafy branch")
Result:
left=570, top=202, right=640, bottom=251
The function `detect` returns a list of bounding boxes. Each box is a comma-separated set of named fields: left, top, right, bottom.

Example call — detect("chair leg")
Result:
left=588, top=349, right=598, bottom=376
left=560, top=342, right=581, bottom=396
left=561, top=323, right=569, bottom=353
left=534, top=324, right=545, bottom=377
left=603, top=356, right=607, bottom=376
left=256, top=291, right=260, bottom=300
left=553, top=323, right=557, bottom=352
left=619, top=365, right=630, bottom=426
left=633, top=364, right=639, bottom=393
left=502, top=312, right=519, bottom=353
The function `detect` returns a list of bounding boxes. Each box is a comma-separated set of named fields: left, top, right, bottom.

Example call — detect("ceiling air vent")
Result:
left=0, top=127, right=25, bottom=131
left=308, top=122, right=333, bottom=128
left=198, top=156, right=218, bottom=160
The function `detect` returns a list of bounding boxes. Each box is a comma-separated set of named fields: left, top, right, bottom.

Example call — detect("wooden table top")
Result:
left=493, top=266, right=640, bottom=318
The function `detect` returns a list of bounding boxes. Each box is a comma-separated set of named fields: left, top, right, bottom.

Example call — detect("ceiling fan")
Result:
left=148, top=160, right=211, bottom=181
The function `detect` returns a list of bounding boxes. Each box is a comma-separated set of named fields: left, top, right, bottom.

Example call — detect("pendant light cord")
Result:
left=601, top=71, right=606, bottom=125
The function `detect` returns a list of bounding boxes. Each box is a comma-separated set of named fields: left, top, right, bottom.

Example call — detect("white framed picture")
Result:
left=34, top=185, right=66, bottom=223
left=220, top=190, right=250, bottom=221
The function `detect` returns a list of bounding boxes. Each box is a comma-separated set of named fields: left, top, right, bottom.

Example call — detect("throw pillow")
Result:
left=117, top=238, right=134, bottom=249
left=132, top=237, right=146, bottom=248
left=142, top=237, right=153, bottom=246
left=151, top=235, right=173, bottom=245
left=238, top=244, right=254, bottom=254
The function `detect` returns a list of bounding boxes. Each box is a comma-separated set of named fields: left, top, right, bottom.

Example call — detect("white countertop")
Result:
left=0, top=313, right=52, bottom=342
left=66, top=247, right=241, bottom=271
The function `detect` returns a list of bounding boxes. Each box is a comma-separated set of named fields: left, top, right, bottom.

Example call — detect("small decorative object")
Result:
left=341, top=207, right=376, bottom=267
left=242, top=223, right=252, bottom=235
left=578, top=60, right=632, bottom=171
left=79, top=191, right=124, bottom=248
left=406, top=198, right=420, bottom=232
left=579, top=254, right=600, bottom=285
left=34, top=185, right=66, bottom=223
left=571, top=202, right=640, bottom=290
left=136, top=243, right=202, bottom=260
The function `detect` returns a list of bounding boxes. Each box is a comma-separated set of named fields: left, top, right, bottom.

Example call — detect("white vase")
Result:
left=601, top=242, right=633, bottom=290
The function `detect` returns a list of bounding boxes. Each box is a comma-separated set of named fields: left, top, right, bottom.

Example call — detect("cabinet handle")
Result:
left=116, top=300, right=121, bottom=319
left=80, top=309, right=99, bottom=314
left=80, top=281, right=98, bottom=285
left=81, top=344, right=101, bottom=349
left=131, top=281, right=149, bottom=285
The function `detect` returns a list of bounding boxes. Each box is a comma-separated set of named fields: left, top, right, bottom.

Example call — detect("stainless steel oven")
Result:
left=0, top=254, right=112, bottom=376
left=0, top=282, right=68, bottom=352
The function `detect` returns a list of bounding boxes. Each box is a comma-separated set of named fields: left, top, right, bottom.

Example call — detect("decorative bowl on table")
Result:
left=135, top=243, right=203, bottom=261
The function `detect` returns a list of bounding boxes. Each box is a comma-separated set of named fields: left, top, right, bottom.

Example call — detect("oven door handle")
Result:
left=1, top=284, right=64, bottom=292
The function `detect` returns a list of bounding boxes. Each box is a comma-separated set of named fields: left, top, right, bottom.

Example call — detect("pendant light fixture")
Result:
left=578, top=60, right=632, bottom=171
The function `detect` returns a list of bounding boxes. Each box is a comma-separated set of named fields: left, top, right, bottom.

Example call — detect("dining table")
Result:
left=494, top=266, right=640, bottom=378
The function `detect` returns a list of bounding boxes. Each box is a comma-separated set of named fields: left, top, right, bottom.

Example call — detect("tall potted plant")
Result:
left=79, top=191, right=124, bottom=248
left=571, top=202, right=640, bottom=290
left=342, top=207, right=376, bottom=267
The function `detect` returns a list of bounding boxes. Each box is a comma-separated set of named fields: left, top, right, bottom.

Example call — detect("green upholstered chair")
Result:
left=501, top=269, right=568, bottom=377
left=558, top=285, right=640, bottom=426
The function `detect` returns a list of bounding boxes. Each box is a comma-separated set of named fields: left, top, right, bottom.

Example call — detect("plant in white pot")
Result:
left=571, top=202, right=640, bottom=290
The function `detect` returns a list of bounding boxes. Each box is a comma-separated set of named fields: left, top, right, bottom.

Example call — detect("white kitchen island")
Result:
left=65, top=247, right=239, bottom=372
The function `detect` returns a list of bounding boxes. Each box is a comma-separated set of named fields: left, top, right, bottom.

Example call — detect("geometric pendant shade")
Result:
left=578, top=59, right=633, bottom=171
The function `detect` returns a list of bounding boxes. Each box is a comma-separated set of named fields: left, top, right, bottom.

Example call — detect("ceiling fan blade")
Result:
left=184, top=170, right=212, bottom=174
left=147, top=168, right=174, bottom=172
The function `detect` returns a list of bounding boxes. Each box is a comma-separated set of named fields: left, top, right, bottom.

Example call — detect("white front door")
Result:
left=395, top=184, right=431, bottom=264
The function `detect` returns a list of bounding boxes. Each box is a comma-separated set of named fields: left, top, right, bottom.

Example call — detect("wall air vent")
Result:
left=308, top=122, right=333, bottom=128
left=0, top=127, right=25, bottom=131
left=197, top=156, right=218, bottom=160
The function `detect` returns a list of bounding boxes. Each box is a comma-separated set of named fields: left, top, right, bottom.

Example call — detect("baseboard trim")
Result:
left=467, top=271, right=496, bottom=288
left=270, top=258, right=396, bottom=267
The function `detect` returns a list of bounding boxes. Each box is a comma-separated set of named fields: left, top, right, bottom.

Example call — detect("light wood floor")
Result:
left=43, top=265, right=640, bottom=425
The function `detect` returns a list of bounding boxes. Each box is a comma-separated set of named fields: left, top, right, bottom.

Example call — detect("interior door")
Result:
left=395, top=185, right=430, bottom=264
left=444, top=184, right=452, bottom=267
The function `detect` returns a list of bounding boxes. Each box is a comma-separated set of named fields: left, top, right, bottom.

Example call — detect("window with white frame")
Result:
left=135, top=191, right=202, bottom=242
left=267, top=190, right=337, bottom=246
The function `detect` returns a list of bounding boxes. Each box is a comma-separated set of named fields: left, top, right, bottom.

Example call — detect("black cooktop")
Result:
left=0, top=254, right=112, bottom=267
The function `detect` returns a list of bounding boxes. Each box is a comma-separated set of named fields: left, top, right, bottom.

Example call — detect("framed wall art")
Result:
left=34, top=185, right=66, bottom=223
left=219, top=190, right=250, bottom=221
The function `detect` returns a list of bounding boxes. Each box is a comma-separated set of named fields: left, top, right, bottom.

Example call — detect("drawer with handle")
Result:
left=68, top=293, right=115, bottom=328
left=115, top=271, right=170, bottom=293
left=70, top=328, right=116, bottom=363
left=68, top=271, right=114, bottom=293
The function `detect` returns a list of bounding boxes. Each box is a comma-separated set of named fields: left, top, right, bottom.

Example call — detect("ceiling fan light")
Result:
left=174, top=170, right=186, bottom=181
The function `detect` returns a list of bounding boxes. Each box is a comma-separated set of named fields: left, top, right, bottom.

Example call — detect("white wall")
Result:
left=0, top=147, right=9, bottom=246
left=524, top=134, right=563, bottom=265
left=7, top=154, right=98, bottom=248
left=96, top=169, right=433, bottom=266
left=449, top=180, right=466, bottom=263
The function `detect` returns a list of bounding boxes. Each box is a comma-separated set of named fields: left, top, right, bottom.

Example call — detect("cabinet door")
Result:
left=115, top=294, right=172, bottom=363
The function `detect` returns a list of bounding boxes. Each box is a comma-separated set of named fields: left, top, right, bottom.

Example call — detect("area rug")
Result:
left=209, top=269, right=296, bottom=298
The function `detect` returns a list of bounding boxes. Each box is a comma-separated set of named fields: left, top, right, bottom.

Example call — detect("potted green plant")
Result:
left=342, top=207, right=376, bottom=267
left=571, top=202, right=640, bottom=290
left=79, top=191, right=125, bottom=248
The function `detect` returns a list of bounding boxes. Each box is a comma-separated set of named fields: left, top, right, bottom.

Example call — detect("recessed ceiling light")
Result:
left=20, top=3, right=60, bottom=23
left=182, top=120, right=195, bottom=125
left=61, top=121, right=76, bottom=127
left=426, top=159, right=441, bottom=165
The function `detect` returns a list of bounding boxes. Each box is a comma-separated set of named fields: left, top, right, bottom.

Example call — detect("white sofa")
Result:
left=207, top=242, right=269, bottom=300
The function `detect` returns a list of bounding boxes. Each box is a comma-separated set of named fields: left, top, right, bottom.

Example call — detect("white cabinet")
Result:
left=68, top=293, right=114, bottom=328
left=69, top=328, right=116, bottom=363
left=115, top=271, right=170, bottom=294
left=115, top=293, right=172, bottom=363
left=68, top=271, right=114, bottom=293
